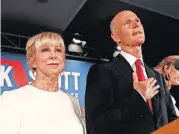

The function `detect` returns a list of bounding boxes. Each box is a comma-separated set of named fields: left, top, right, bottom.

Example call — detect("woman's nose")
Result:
left=49, top=51, right=57, bottom=59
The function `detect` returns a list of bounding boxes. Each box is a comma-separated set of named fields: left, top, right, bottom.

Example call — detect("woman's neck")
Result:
left=31, top=75, right=59, bottom=92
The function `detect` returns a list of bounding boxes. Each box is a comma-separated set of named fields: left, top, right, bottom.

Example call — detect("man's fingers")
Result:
left=148, top=85, right=160, bottom=93
left=147, top=77, right=154, bottom=84
left=146, top=85, right=160, bottom=99
left=132, top=72, right=138, bottom=82
left=149, top=79, right=157, bottom=88
left=152, top=85, right=160, bottom=91
left=146, top=86, right=159, bottom=99
left=150, top=89, right=159, bottom=98
left=147, top=90, right=159, bottom=99
left=153, top=90, right=159, bottom=96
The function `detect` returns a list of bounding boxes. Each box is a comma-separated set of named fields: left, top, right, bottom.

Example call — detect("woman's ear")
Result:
left=30, top=55, right=36, bottom=70
left=32, top=66, right=37, bottom=71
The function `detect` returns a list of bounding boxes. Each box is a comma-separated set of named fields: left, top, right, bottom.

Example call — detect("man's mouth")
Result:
left=132, top=31, right=142, bottom=36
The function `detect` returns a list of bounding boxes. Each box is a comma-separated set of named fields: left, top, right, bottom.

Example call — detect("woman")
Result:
left=155, top=55, right=179, bottom=116
left=0, top=32, right=86, bottom=134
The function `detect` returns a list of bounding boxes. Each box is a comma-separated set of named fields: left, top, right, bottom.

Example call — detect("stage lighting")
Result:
left=113, top=46, right=121, bottom=57
left=68, top=33, right=86, bottom=53
left=68, top=42, right=83, bottom=53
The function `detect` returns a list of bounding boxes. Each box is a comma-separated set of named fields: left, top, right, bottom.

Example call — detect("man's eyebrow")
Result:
left=124, top=18, right=131, bottom=23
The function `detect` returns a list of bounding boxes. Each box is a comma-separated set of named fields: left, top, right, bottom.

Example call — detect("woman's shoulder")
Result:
left=66, top=93, right=82, bottom=115
left=1, top=84, right=31, bottom=95
left=0, top=85, right=31, bottom=103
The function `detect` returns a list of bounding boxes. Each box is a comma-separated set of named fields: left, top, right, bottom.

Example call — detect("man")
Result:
left=85, top=10, right=177, bottom=134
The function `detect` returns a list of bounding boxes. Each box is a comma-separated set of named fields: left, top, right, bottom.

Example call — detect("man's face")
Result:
left=114, top=11, right=145, bottom=47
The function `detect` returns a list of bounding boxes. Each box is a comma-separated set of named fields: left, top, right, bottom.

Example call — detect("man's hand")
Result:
left=132, top=72, right=160, bottom=100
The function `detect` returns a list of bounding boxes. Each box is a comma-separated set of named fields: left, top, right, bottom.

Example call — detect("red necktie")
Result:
left=135, top=59, right=153, bottom=112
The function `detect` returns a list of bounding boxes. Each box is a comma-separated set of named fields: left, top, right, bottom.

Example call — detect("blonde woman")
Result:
left=155, top=55, right=179, bottom=116
left=0, top=32, right=86, bottom=134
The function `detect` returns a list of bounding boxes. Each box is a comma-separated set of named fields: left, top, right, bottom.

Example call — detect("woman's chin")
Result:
left=45, top=70, right=62, bottom=76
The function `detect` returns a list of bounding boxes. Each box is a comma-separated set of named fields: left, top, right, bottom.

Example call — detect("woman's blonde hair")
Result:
left=155, top=55, right=179, bottom=81
left=26, top=32, right=65, bottom=70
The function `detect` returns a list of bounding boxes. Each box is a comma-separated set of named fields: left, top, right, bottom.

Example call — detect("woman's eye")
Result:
left=41, top=48, right=49, bottom=52
left=56, top=49, right=62, bottom=52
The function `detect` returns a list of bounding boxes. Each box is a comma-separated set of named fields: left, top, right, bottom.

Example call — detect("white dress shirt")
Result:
left=171, top=96, right=179, bottom=116
left=120, top=50, right=147, bottom=101
left=120, top=50, right=148, bottom=79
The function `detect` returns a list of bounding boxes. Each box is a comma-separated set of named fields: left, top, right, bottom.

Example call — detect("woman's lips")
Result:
left=47, top=63, right=59, bottom=65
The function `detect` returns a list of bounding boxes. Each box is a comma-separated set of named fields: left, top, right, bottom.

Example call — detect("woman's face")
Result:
left=33, top=44, right=65, bottom=77
left=170, top=67, right=179, bottom=86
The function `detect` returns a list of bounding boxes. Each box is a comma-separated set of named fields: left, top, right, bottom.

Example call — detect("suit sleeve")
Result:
left=85, top=64, right=150, bottom=134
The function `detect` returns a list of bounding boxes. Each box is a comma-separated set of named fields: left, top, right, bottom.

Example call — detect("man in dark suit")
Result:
left=85, top=10, right=177, bottom=134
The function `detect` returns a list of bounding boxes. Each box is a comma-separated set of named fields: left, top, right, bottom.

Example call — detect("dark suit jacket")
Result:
left=85, top=54, right=177, bottom=134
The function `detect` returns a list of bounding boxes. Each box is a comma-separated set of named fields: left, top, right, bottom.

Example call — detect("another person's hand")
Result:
left=132, top=72, right=160, bottom=100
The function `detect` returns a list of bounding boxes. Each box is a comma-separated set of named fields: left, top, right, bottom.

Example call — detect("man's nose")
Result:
left=131, top=20, right=140, bottom=28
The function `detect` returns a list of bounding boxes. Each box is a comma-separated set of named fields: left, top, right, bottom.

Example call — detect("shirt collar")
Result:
left=120, top=50, right=144, bottom=67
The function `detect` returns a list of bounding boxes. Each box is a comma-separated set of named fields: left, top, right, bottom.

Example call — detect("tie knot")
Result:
left=135, top=59, right=142, bottom=67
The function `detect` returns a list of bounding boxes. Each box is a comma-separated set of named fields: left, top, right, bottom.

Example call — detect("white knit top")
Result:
left=0, top=85, right=83, bottom=134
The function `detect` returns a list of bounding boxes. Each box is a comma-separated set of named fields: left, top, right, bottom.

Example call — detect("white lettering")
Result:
left=0, top=65, right=12, bottom=87
left=58, top=74, right=62, bottom=88
left=72, top=72, right=80, bottom=90
left=62, top=71, right=71, bottom=90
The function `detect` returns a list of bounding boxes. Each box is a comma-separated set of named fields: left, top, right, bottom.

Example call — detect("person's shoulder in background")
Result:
left=170, top=86, right=179, bottom=109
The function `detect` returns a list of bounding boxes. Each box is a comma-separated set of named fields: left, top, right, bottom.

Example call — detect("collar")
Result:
left=120, top=50, right=144, bottom=67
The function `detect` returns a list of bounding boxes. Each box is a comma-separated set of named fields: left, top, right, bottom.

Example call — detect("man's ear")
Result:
left=111, top=33, right=121, bottom=43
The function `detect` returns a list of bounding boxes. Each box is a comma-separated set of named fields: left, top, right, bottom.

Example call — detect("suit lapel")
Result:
left=113, top=54, right=134, bottom=84
left=145, top=65, right=160, bottom=118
